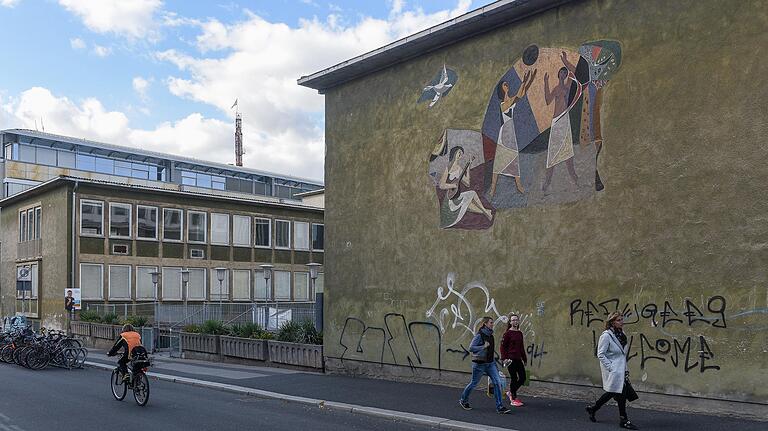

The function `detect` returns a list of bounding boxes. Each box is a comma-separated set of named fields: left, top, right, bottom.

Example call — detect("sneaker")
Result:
left=505, top=391, right=514, bottom=404
left=459, top=400, right=472, bottom=410
left=496, top=407, right=512, bottom=415
left=585, top=406, right=597, bottom=422
left=511, top=399, right=524, bottom=407
left=620, top=419, right=639, bottom=430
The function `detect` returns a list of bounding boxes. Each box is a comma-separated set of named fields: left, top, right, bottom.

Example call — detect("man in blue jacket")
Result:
left=459, top=316, right=511, bottom=414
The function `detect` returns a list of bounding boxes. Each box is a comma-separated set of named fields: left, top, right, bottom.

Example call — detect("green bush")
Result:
left=299, top=320, right=323, bottom=345
left=79, top=310, right=101, bottom=323
left=200, top=320, right=229, bottom=335
left=125, top=315, right=149, bottom=327
left=101, top=312, right=121, bottom=325
left=183, top=324, right=201, bottom=333
left=231, top=322, right=262, bottom=338
left=252, top=330, right=274, bottom=340
left=276, top=320, right=302, bottom=343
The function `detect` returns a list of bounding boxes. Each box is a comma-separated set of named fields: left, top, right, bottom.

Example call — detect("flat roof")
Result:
left=0, top=175, right=324, bottom=213
left=298, top=0, right=570, bottom=93
left=1, top=128, right=323, bottom=185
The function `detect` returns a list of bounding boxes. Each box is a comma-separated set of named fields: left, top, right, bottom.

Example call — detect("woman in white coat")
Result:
left=585, top=312, right=639, bottom=429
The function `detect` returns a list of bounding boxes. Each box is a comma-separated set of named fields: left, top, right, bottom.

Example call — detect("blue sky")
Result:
left=0, top=0, right=490, bottom=180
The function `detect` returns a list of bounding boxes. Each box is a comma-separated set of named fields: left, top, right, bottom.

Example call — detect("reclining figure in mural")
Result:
left=427, top=40, right=621, bottom=230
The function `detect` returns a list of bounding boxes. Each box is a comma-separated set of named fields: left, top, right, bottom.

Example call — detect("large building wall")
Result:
left=323, top=0, right=768, bottom=404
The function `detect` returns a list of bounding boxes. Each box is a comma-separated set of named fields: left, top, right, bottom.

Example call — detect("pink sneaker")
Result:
left=511, top=398, right=524, bottom=407
left=505, top=391, right=514, bottom=404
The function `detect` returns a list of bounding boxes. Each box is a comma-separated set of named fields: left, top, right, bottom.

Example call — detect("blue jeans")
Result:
left=460, top=361, right=505, bottom=410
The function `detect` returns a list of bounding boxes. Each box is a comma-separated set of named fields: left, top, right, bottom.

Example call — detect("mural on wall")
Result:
left=427, top=40, right=622, bottom=229
left=418, top=64, right=458, bottom=108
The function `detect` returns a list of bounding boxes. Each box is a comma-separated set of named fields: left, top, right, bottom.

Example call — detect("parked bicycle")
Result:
left=110, top=346, right=151, bottom=406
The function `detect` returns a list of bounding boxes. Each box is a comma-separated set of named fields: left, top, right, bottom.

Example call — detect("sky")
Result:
left=0, top=0, right=492, bottom=182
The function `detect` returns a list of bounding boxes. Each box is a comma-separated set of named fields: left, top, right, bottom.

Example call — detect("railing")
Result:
left=17, top=239, right=42, bottom=259
left=85, top=301, right=317, bottom=330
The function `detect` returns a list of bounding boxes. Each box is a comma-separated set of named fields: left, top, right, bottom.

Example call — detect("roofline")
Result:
left=1, top=128, right=323, bottom=185
left=0, top=176, right=324, bottom=213
left=297, top=0, right=572, bottom=93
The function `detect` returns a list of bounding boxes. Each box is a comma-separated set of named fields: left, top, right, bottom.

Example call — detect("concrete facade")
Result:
left=311, top=0, right=768, bottom=407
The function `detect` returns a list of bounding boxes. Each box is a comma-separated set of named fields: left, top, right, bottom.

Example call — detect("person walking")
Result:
left=459, top=317, right=511, bottom=414
left=586, top=312, right=639, bottom=429
left=500, top=313, right=527, bottom=407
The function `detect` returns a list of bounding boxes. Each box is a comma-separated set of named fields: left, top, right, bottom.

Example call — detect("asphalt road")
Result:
left=0, top=365, right=432, bottom=431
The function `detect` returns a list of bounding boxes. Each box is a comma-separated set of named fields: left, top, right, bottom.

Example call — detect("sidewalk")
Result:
left=86, top=352, right=765, bottom=431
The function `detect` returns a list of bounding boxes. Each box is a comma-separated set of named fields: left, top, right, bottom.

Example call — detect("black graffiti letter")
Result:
left=640, top=303, right=658, bottom=327
left=587, top=301, right=603, bottom=327
left=707, top=296, right=727, bottom=328
left=660, top=301, right=683, bottom=327
left=640, top=333, right=665, bottom=369
left=684, top=299, right=710, bottom=326
left=570, top=299, right=584, bottom=326
left=672, top=337, right=698, bottom=372
left=698, top=336, right=721, bottom=373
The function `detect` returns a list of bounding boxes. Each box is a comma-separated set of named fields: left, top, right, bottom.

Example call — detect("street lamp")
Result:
left=259, top=264, right=274, bottom=329
left=306, top=263, right=322, bottom=332
left=215, top=267, right=227, bottom=319
left=180, top=269, right=190, bottom=316
left=148, top=270, right=161, bottom=300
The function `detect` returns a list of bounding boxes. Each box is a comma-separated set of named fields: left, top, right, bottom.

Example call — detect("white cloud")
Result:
left=58, top=0, right=162, bottom=40
left=92, top=45, right=112, bottom=57
left=1, top=0, right=21, bottom=8
left=132, top=76, right=151, bottom=101
left=70, top=37, right=86, bottom=50
left=149, top=1, right=471, bottom=180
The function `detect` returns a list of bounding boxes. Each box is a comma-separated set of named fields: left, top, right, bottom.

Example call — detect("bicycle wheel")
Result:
left=133, top=372, right=150, bottom=406
left=111, top=369, right=127, bottom=401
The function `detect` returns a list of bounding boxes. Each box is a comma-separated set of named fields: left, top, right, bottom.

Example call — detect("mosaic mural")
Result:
left=418, top=64, right=458, bottom=108
left=427, top=41, right=622, bottom=230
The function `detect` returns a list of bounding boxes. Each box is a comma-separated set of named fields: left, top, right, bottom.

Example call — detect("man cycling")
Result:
left=107, top=324, right=143, bottom=381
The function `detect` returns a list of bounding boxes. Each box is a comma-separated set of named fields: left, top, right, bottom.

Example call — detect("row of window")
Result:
left=78, top=264, right=323, bottom=302
left=18, top=206, right=42, bottom=242
left=4, top=143, right=164, bottom=180
left=80, top=200, right=324, bottom=250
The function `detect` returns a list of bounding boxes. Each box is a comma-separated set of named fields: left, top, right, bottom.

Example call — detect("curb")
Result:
left=85, top=361, right=517, bottom=431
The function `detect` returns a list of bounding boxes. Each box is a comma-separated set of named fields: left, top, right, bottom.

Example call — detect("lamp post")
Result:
left=215, top=267, right=226, bottom=320
left=306, top=263, right=322, bottom=332
left=259, top=264, right=273, bottom=329
left=148, top=270, right=160, bottom=318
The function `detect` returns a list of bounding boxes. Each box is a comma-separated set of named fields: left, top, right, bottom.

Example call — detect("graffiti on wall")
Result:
left=570, top=296, right=727, bottom=375
left=337, top=273, right=546, bottom=371
left=426, top=40, right=622, bottom=229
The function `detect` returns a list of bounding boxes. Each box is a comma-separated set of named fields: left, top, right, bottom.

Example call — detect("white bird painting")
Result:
left=418, top=64, right=458, bottom=108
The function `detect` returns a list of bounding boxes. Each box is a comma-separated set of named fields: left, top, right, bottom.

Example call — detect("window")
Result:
left=162, top=208, right=183, bottom=241
left=294, top=271, right=310, bottom=301
left=80, top=200, right=104, bottom=236
left=136, top=266, right=158, bottom=300
left=275, top=220, right=290, bottom=249
left=210, top=269, right=229, bottom=300
left=255, top=271, right=270, bottom=300
left=188, top=211, right=207, bottom=243
left=94, top=157, right=114, bottom=174
left=115, top=160, right=132, bottom=177
left=233, top=215, right=251, bottom=246
left=16, top=263, right=38, bottom=317
left=232, top=270, right=251, bottom=301
left=211, top=213, right=230, bottom=245
left=254, top=181, right=268, bottom=195
left=112, top=244, right=128, bottom=255
left=19, top=210, right=27, bottom=242
left=19, top=144, right=35, bottom=163
left=181, top=171, right=196, bottom=186
left=190, top=248, right=205, bottom=259
left=34, top=207, right=41, bottom=240
left=76, top=154, right=96, bottom=171
left=187, top=268, right=206, bottom=300
left=161, top=267, right=183, bottom=300
left=58, top=150, right=76, bottom=168
left=137, top=206, right=158, bottom=239
left=212, top=176, right=225, bottom=190
left=294, top=221, right=309, bottom=250
left=274, top=271, right=291, bottom=300
left=254, top=218, right=271, bottom=248
left=37, top=147, right=57, bottom=166
left=312, top=224, right=324, bottom=251
left=80, top=263, right=104, bottom=299
left=109, top=203, right=132, bottom=238
left=108, top=265, right=131, bottom=300
left=26, top=208, right=34, bottom=241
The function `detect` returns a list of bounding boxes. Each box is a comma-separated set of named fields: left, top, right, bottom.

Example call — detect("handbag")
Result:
left=623, top=378, right=639, bottom=402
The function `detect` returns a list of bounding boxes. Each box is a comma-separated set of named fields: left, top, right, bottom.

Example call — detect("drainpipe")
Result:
left=71, top=180, right=79, bottom=290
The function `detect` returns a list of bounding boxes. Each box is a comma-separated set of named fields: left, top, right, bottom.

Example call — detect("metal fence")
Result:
left=85, top=302, right=316, bottom=330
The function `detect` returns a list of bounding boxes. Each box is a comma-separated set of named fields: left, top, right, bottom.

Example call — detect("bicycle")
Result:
left=110, top=349, right=151, bottom=406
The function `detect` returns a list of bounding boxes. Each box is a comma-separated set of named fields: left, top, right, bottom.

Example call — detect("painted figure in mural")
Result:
left=542, top=51, right=582, bottom=192
left=438, top=146, right=494, bottom=228
left=418, top=64, right=458, bottom=108
left=500, top=313, right=528, bottom=407
left=459, top=317, right=511, bottom=414
left=488, top=69, right=537, bottom=198
left=586, top=312, right=640, bottom=429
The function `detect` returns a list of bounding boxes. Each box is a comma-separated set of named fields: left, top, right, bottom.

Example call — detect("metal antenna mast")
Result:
left=232, top=98, right=243, bottom=166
